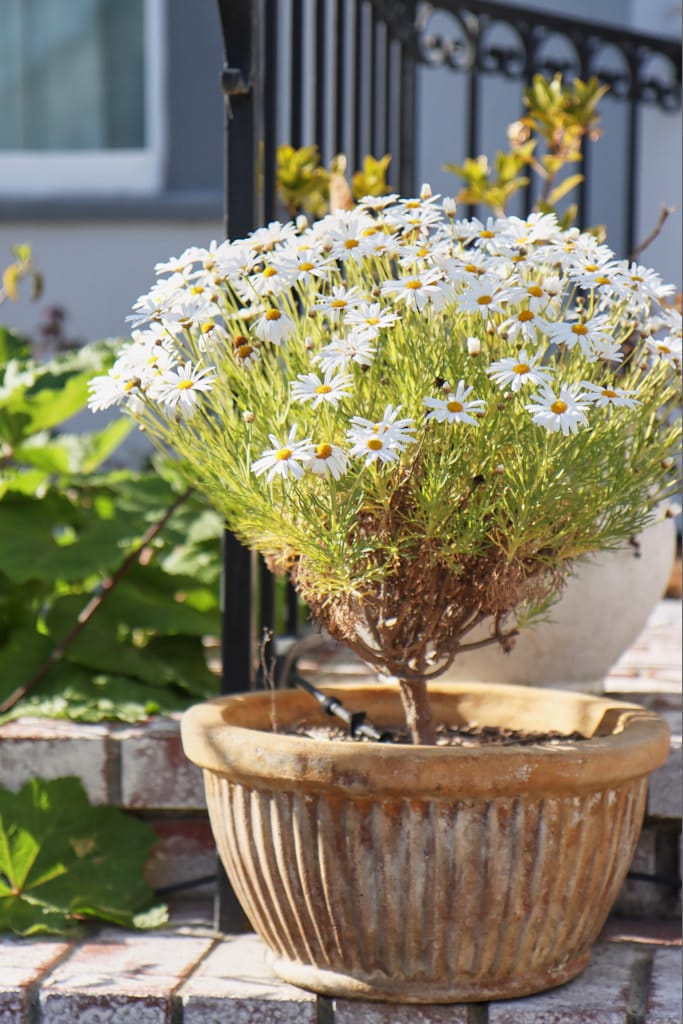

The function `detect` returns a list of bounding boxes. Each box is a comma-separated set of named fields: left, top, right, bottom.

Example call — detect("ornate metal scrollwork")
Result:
left=374, top=0, right=682, bottom=111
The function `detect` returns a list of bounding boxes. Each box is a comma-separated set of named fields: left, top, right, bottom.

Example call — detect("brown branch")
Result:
left=0, top=487, right=195, bottom=715
left=629, top=205, right=675, bottom=263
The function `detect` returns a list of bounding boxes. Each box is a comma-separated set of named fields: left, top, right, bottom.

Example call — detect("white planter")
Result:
left=442, top=517, right=677, bottom=692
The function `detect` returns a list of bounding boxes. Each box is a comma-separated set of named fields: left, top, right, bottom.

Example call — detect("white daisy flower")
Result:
left=343, top=302, right=401, bottom=340
left=347, top=405, right=416, bottom=465
left=152, top=361, right=216, bottom=418
left=423, top=380, right=486, bottom=425
left=540, top=314, right=618, bottom=361
left=487, top=350, right=553, bottom=393
left=381, top=271, right=450, bottom=312
left=250, top=425, right=313, bottom=482
left=525, top=384, right=590, bottom=436
left=291, top=369, right=353, bottom=408
left=315, top=333, right=377, bottom=373
left=646, top=335, right=682, bottom=366
left=313, top=284, right=365, bottom=320
left=252, top=307, right=295, bottom=344
left=580, top=381, right=640, bottom=408
left=455, top=275, right=525, bottom=317
left=87, top=370, right=142, bottom=412
left=305, top=442, right=349, bottom=479
left=498, top=306, right=547, bottom=345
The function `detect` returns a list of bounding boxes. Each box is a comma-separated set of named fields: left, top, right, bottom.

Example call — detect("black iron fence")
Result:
left=212, top=0, right=680, bottom=927
left=216, top=0, right=680, bottom=697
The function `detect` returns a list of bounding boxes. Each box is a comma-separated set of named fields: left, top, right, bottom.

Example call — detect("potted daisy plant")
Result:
left=89, top=188, right=679, bottom=1002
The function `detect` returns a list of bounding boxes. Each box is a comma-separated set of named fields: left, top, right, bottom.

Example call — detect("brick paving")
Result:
left=0, top=599, right=680, bottom=1022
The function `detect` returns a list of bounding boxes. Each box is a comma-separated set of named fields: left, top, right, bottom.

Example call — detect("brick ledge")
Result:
left=1, top=903, right=680, bottom=1024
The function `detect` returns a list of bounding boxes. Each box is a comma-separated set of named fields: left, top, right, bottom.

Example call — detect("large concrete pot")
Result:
left=181, top=681, right=669, bottom=1003
left=443, top=517, right=677, bottom=691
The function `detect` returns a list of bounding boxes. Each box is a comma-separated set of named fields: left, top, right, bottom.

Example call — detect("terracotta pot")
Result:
left=181, top=681, right=669, bottom=1003
left=442, top=517, right=676, bottom=691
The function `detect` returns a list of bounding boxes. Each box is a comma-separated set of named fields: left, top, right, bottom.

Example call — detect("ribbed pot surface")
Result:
left=182, top=681, right=669, bottom=1002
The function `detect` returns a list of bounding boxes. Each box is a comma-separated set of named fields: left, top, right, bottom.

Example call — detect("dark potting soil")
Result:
left=288, top=721, right=589, bottom=747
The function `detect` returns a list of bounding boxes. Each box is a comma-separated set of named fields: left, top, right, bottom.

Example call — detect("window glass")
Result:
left=0, top=0, right=145, bottom=151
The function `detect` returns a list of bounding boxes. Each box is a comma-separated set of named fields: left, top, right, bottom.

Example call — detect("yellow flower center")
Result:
left=299, top=261, right=314, bottom=271
left=367, top=437, right=383, bottom=451
left=361, top=226, right=379, bottom=237
left=464, top=264, right=479, bottom=273
left=344, top=239, right=359, bottom=249
left=124, top=380, right=138, bottom=393
left=595, top=276, right=611, bottom=285
left=477, top=294, right=493, bottom=305
left=584, top=263, right=599, bottom=272
left=518, top=310, right=534, bottom=322
left=331, top=299, right=347, bottom=308
left=265, top=309, right=281, bottom=321
left=551, top=400, right=568, bottom=414
left=276, top=447, right=292, bottom=461
left=406, top=279, right=422, bottom=290
left=571, top=323, right=589, bottom=335
left=658, top=344, right=671, bottom=353
left=201, top=321, right=215, bottom=333
left=528, top=286, right=543, bottom=297
left=513, top=363, right=530, bottom=375
left=177, top=380, right=194, bottom=391
left=262, top=266, right=278, bottom=278
left=190, top=285, right=204, bottom=295
left=236, top=344, right=254, bottom=360
left=366, top=317, right=380, bottom=325
left=479, top=229, right=495, bottom=238
left=405, top=200, right=421, bottom=209
left=315, top=443, right=333, bottom=459
left=315, top=384, right=332, bottom=394
left=447, top=400, right=463, bottom=413
left=602, top=389, right=618, bottom=398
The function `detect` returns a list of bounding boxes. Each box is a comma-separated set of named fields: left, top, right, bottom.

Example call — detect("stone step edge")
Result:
left=2, top=909, right=680, bottom=1024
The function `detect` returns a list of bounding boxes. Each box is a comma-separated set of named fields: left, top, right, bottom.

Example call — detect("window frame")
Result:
left=0, top=0, right=166, bottom=197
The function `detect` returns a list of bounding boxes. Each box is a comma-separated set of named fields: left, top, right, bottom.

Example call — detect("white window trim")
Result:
left=0, top=0, right=166, bottom=197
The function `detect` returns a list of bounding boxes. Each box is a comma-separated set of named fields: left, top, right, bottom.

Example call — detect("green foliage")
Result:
left=0, top=776, right=167, bottom=936
left=445, top=73, right=608, bottom=223
left=1, top=244, right=43, bottom=304
left=276, top=144, right=331, bottom=218
left=277, top=145, right=392, bottom=217
left=0, top=333, right=222, bottom=723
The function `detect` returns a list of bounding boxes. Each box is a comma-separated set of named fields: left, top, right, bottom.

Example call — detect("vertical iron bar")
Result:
left=369, top=7, right=377, bottom=155
left=315, top=0, right=328, bottom=154
left=353, top=0, right=365, bottom=171
left=215, top=0, right=266, bottom=934
left=264, top=0, right=278, bottom=221
left=398, top=39, right=417, bottom=195
left=465, top=23, right=481, bottom=217
left=335, top=0, right=347, bottom=156
left=624, top=89, right=639, bottom=258
left=290, top=0, right=304, bottom=146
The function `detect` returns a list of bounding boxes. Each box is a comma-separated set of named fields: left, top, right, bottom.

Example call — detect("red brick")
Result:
left=116, top=716, right=206, bottom=811
left=0, top=936, right=71, bottom=1024
left=145, top=816, right=217, bottom=896
left=488, top=943, right=635, bottom=1023
left=0, top=718, right=114, bottom=803
left=179, top=934, right=316, bottom=1023
left=39, top=929, right=213, bottom=1024
left=648, top=947, right=683, bottom=1023
left=335, top=1001, right=469, bottom=1023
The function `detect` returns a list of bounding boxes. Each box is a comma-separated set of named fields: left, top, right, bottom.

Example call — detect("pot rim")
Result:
left=181, top=680, right=670, bottom=799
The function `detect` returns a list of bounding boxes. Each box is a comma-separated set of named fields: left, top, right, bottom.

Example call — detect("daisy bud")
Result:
left=420, top=182, right=432, bottom=200
left=493, top=464, right=505, bottom=475
left=305, top=335, right=314, bottom=350
left=296, top=214, right=309, bottom=232
left=443, top=197, right=457, bottom=218
left=467, top=336, right=481, bottom=357
left=662, top=457, right=674, bottom=470
left=307, top=309, right=317, bottom=319
left=242, top=410, right=255, bottom=424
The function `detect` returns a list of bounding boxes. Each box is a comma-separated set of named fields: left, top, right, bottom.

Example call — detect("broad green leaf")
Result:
left=0, top=327, right=31, bottom=364
left=0, top=777, right=167, bottom=935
